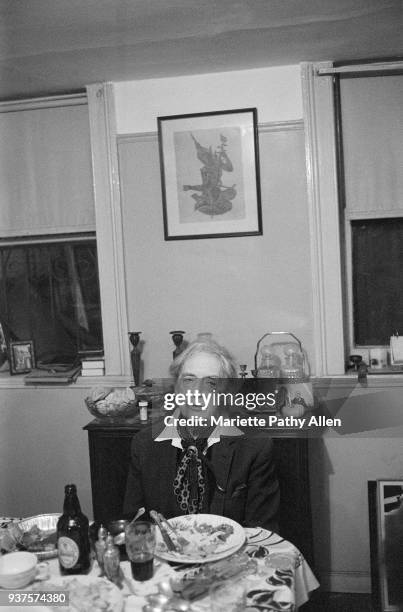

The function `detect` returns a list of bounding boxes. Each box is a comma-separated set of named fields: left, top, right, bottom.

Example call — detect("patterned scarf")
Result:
left=173, top=424, right=215, bottom=514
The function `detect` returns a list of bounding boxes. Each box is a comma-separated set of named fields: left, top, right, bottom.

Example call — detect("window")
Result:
left=302, top=60, right=403, bottom=375
left=337, top=72, right=403, bottom=356
left=0, top=236, right=102, bottom=363
left=351, top=218, right=403, bottom=346
left=0, top=94, right=108, bottom=377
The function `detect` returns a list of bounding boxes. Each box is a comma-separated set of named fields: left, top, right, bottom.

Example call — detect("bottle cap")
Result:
left=138, top=400, right=148, bottom=406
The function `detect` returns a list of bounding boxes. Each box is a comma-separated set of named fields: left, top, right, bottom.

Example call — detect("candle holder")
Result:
left=128, top=331, right=141, bottom=386
left=349, top=354, right=363, bottom=372
left=239, top=365, right=248, bottom=379
left=170, top=331, right=186, bottom=360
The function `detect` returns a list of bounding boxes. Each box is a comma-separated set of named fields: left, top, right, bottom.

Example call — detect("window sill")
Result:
left=0, top=373, right=133, bottom=390
left=1, top=371, right=403, bottom=390
left=312, top=373, right=403, bottom=388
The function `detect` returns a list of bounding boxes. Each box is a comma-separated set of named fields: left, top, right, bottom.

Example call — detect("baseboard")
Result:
left=318, top=571, right=371, bottom=593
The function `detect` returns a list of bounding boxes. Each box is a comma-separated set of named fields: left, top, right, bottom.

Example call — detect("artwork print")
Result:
left=158, top=109, right=262, bottom=239
left=175, top=127, right=243, bottom=223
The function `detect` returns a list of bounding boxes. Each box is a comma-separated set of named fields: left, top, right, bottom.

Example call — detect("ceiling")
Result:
left=1, top=0, right=402, bottom=101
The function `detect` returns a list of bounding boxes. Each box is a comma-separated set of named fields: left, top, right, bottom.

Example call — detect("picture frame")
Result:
left=9, top=340, right=36, bottom=375
left=0, top=322, right=8, bottom=369
left=158, top=108, right=262, bottom=240
left=368, top=480, right=403, bottom=611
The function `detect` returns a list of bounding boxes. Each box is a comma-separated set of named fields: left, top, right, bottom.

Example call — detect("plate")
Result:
left=37, top=575, right=124, bottom=612
left=17, top=514, right=60, bottom=560
left=154, top=514, right=245, bottom=564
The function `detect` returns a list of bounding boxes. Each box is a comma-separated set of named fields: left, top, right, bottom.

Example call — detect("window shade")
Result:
left=0, top=103, right=95, bottom=236
left=340, top=75, right=403, bottom=214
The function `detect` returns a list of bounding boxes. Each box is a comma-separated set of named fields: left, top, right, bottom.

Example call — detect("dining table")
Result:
left=1, top=517, right=319, bottom=611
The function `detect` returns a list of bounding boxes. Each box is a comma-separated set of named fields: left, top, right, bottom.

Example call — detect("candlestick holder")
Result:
left=239, top=364, right=248, bottom=379
left=128, top=331, right=141, bottom=386
left=170, top=331, right=186, bottom=360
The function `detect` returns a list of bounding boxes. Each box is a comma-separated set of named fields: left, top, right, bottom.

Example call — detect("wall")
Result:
left=0, top=386, right=93, bottom=518
left=114, top=65, right=303, bottom=132
left=310, top=381, right=403, bottom=591
left=114, top=65, right=311, bottom=377
left=118, top=126, right=313, bottom=377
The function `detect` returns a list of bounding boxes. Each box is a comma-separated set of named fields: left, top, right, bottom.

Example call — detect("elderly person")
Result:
left=123, top=339, right=279, bottom=531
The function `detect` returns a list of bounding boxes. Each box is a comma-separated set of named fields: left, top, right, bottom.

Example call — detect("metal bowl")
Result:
left=107, top=519, right=129, bottom=557
left=17, top=513, right=60, bottom=560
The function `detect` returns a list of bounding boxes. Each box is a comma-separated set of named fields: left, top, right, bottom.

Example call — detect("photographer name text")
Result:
left=163, top=414, right=341, bottom=429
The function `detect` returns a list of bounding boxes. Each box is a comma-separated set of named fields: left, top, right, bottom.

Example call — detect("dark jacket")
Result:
left=123, top=424, right=280, bottom=531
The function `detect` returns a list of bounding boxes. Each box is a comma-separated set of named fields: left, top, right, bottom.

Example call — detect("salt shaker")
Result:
left=95, top=525, right=108, bottom=574
left=103, top=534, right=120, bottom=583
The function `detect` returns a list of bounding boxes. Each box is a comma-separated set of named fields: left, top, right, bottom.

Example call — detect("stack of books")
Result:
left=79, top=350, right=105, bottom=377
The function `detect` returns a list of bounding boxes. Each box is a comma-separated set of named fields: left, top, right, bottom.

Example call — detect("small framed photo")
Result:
left=158, top=108, right=262, bottom=240
left=0, top=322, right=8, bottom=369
left=9, top=340, right=36, bottom=375
left=368, top=480, right=403, bottom=611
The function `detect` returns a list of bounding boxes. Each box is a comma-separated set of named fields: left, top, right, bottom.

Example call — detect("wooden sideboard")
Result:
left=84, top=413, right=315, bottom=566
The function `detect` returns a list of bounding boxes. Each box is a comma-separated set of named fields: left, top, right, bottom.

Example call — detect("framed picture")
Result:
left=368, top=480, right=403, bottom=611
left=158, top=108, right=262, bottom=240
left=9, top=340, right=36, bottom=375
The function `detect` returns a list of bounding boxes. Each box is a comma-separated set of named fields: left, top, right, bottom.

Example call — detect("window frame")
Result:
left=301, top=60, right=403, bottom=376
left=0, top=90, right=131, bottom=387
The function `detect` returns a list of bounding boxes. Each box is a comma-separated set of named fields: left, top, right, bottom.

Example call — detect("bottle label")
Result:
left=58, top=536, right=80, bottom=568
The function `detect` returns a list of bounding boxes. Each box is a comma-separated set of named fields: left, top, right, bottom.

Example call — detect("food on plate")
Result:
left=20, top=524, right=57, bottom=551
left=157, top=518, right=235, bottom=557
left=0, top=525, right=21, bottom=553
left=0, top=520, right=57, bottom=554
left=173, top=551, right=254, bottom=601
left=41, top=577, right=120, bottom=612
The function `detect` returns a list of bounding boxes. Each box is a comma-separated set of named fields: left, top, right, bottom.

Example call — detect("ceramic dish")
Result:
left=155, top=513, right=245, bottom=564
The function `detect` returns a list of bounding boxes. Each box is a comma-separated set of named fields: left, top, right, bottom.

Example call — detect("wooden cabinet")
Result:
left=84, top=416, right=315, bottom=566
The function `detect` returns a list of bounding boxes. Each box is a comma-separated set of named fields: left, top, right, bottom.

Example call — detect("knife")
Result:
left=150, top=510, right=178, bottom=552
left=158, top=513, right=188, bottom=549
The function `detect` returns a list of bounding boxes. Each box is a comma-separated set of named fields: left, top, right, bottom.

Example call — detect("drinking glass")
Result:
left=124, top=521, right=156, bottom=581
left=209, top=581, right=246, bottom=611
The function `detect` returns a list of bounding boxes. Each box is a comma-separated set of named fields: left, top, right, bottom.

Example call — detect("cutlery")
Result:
left=158, top=514, right=189, bottom=549
left=150, top=510, right=178, bottom=552
left=113, top=507, right=145, bottom=546
left=132, top=506, right=145, bottom=523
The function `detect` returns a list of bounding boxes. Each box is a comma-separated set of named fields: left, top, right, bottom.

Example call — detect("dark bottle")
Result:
left=57, top=484, right=90, bottom=574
